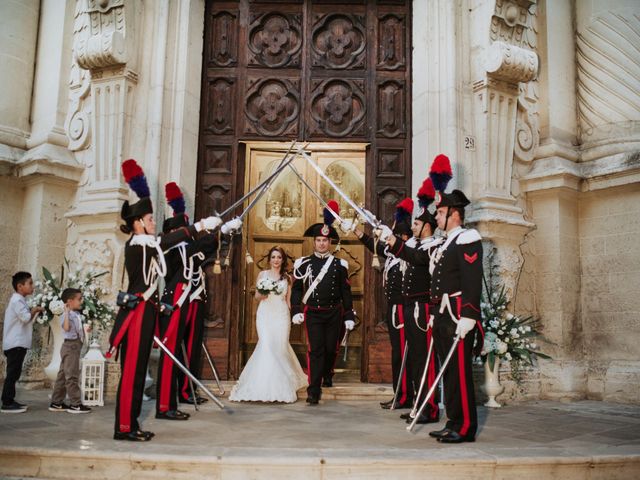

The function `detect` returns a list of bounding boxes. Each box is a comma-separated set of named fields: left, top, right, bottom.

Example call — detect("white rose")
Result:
left=505, top=352, right=512, bottom=361
left=525, top=326, right=531, bottom=332
left=497, top=330, right=504, bottom=336
left=49, top=299, right=65, bottom=316
left=496, top=340, right=508, bottom=354
left=506, top=313, right=514, bottom=320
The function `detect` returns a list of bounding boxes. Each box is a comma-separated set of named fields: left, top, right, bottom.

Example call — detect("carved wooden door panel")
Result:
left=197, top=0, right=412, bottom=382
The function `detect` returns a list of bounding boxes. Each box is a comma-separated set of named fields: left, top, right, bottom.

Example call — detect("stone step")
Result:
left=207, top=381, right=394, bottom=401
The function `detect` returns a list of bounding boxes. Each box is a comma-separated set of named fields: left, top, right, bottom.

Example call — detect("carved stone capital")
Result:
left=74, top=0, right=128, bottom=71
left=486, top=41, right=538, bottom=84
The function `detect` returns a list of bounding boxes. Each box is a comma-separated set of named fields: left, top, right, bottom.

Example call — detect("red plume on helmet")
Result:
left=395, top=198, right=414, bottom=224
left=417, top=177, right=436, bottom=210
left=165, top=182, right=186, bottom=216
left=429, top=154, right=452, bottom=193
left=122, top=159, right=150, bottom=199
left=323, top=200, right=340, bottom=225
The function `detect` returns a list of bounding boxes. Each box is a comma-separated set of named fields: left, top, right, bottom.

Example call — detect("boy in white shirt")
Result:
left=49, top=288, right=91, bottom=414
left=1, top=272, right=43, bottom=414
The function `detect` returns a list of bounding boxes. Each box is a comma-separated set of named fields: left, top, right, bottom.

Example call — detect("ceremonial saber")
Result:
left=181, top=343, right=199, bottom=412
left=153, top=335, right=225, bottom=409
left=288, top=163, right=344, bottom=223
left=216, top=144, right=304, bottom=218
left=202, top=341, right=225, bottom=395
left=238, top=140, right=299, bottom=221
left=407, top=334, right=461, bottom=432
left=298, top=150, right=379, bottom=227
left=409, top=333, right=435, bottom=419
left=390, top=341, right=409, bottom=410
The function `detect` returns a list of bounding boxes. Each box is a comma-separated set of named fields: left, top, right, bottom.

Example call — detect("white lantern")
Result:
left=81, top=340, right=106, bottom=406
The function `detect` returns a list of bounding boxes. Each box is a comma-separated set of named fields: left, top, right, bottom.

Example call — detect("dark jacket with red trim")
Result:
left=359, top=232, right=402, bottom=304
left=387, top=236, right=443, bottom=304
left=291, top=253, right=355, bottom=321
left=430, top=228, right=483, bottom=321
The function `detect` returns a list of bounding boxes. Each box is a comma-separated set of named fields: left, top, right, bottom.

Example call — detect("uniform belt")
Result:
left=305, top=304, right=341, bottom=311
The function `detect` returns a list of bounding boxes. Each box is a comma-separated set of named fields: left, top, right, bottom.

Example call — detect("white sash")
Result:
left=302, top=255, right=334, bottom=305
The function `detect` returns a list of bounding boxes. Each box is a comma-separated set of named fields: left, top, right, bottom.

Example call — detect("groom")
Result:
left=291, top=202, right=355, bottom=405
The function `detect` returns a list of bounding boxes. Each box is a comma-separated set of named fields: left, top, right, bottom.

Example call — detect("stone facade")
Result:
left=0, top=0, right=638, bottom=404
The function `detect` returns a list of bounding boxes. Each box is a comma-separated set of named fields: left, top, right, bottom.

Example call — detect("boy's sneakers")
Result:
left=49, top=402, right=69, bottom=412
left=1, top=402, right=28, bottom=414
left=67, top=404, right=91, bottom=414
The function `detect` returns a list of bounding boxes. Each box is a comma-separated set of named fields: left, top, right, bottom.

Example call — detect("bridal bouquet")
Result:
left=256, top=277, right=285, bottom=296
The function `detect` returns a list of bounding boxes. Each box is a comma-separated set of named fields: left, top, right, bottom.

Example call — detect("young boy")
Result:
left=2, top=272, right=43, bottom=413
left=49, top=288, right=91, bottom=414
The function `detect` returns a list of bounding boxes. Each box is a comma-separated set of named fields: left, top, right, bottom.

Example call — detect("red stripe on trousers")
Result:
left=456, top=296, right=471, bottom=436
left=110, top=301, right=143, bottom=354
left=118, top=301, right=145, bottom=432
left=397, top=304, right=408, bottom=405
left=425, top=303, right=437, bottom=417
left=303, top=306, right=311, bottom=383
left=158, top=285, right=184, bottom=412
left=180, top=300, right=199, bottom=399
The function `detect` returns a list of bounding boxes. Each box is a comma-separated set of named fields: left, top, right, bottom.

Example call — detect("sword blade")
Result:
left=407, top=334, right=461, bottom=432
left=410, top=332, right=435, bottom=418
left=390, top=340, right=409, bottom=410
left=153, top=335, right=224, bottom=409
left=181, top=343, right=199, bottom=412
left=288, top=163, right=344, bottom=223
left=298, top=150, right=378, bottom=227
left=202, top=341, right=225, bottom=395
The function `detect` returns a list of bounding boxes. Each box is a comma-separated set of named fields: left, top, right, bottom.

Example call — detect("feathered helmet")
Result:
left=121, top=159, right=153, bottom=222
left=303, top=200, right=340, bottom=240
left=415, top=177, right=437, bottom=231
left=162, top=182, right=189, bottom=233
left=429, top=154, right=470, bottom=209
left=392, top=198, right=413, bottom=237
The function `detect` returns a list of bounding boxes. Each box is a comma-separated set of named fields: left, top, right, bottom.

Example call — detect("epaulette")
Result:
left=339, top=258, right=349, bottom=269
left=456, top=228, right=482, bottom=245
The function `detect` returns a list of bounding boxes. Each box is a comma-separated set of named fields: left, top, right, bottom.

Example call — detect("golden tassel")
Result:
left=372, top=254, right=381, bottom=269
left=213, top=230, right=223, bottom=275
left=213, top=259, right=222, bottom=274
left=245, top=250, right=254, bottom=264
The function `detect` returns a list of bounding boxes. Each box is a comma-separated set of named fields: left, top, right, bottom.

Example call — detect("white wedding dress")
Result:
left=229, top=274, right=307, bottom=403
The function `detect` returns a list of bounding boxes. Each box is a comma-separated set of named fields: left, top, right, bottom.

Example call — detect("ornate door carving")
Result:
left=197, top=0, right=412, bottom=383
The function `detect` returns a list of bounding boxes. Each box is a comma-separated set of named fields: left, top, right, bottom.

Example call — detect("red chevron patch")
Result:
left=464, top=252, right=478, bottom=264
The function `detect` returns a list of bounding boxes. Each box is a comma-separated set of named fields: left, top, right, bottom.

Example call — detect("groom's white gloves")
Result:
left=344, top=320, right=355, bottom=331
left=292, top=313, right=304, bottom=325
left=455, top=317, right=476, bottom=339
left=221, top=217, right=243, bottom=235
left=339, top=219, right=355, bottom=233
left=196, top=216, right=223, bottom=232
left=362, top=208, right=379, bottom=224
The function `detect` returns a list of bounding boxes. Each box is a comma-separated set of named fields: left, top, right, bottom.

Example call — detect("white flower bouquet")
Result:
left=256, top=277, right=285, bottom=296
left=480, top=283, right=551, bottom=381
left=30, top=261, right=116, bottom=336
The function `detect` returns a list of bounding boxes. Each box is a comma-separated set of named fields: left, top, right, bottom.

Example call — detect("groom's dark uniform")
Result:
left=291, top=223, right=354, bottom=402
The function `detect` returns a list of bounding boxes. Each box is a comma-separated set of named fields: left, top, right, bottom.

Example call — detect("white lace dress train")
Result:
left=229, top=278, right=307, bottom=403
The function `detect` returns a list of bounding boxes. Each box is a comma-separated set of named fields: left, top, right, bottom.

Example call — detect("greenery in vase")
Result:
left=480, top=281, right=551, bottom=383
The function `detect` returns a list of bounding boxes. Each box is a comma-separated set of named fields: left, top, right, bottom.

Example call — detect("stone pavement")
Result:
left=1, top=386, right=639, bottom=479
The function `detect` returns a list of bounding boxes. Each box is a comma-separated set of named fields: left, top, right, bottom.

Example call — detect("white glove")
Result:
left=221, top=217, right=243, bottom=235
left=362, top=208, right=379, bottom=224
left=428, top=314, right=434, bottom=330
left=340, top=219, right=354, bottom=232
left=292, top=313, right=304, bottom=325
left=344, top=320, right=355, bottom=331
left=198, top=216, right=222, bottom=232
left=455, top=317, right=476, bottom=339
left=375, top=225, right=393, bottom=242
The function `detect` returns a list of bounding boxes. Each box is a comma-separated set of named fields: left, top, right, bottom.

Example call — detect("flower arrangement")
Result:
left=480, top=282, right=551, bottom=382
left=256, top=277, right=285, bottom=296
left=30, top=261, right=116, bottom=337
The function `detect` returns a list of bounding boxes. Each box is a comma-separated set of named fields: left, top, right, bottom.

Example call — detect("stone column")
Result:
left=64, top=0, right=140, bottom=293
left=467, top=0, right=539, bottom=298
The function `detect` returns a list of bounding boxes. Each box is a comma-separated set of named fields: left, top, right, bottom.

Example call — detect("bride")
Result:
left=230, top=246, right=307, bottom=403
